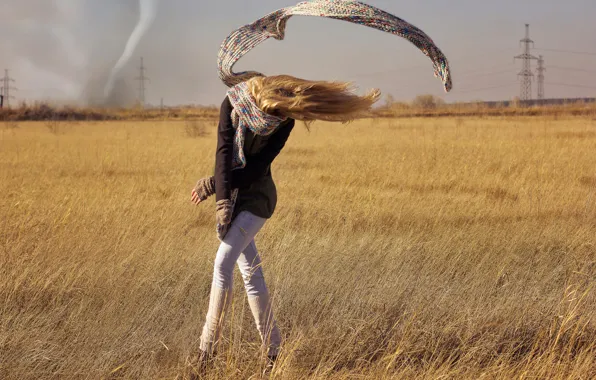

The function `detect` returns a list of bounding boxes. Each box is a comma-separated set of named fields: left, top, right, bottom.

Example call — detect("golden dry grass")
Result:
left=1, top=116, right=595, bottom=379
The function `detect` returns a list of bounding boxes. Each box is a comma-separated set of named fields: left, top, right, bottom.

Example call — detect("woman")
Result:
left=190, top=74, right=380, bottom=371
left=187, top=0, right=452, bottom=375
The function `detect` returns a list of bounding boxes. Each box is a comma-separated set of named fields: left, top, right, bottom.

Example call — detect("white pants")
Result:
left=199, top=211, right=281, bottom=356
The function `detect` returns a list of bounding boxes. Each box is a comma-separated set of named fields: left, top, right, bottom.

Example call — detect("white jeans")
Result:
left=212, top=211, right=268, bottom=295
left=200, top=211, right=281, bottom=356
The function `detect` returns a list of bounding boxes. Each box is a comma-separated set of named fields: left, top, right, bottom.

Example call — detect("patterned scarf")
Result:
left=217, top=0, right=452, bottom=93
left=226, top=81, right=287, bottom=170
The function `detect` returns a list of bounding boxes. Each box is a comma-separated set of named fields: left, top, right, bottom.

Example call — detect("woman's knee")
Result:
left=242, top=268, right=267, bottom=296
left=213, top=246, right=237, bottom=288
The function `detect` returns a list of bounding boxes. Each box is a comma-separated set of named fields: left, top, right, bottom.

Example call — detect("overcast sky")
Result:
left=1, top=0, right=595, bottom=106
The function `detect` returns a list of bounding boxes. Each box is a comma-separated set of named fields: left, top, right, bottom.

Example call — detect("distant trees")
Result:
left=411, top=94, right=445, bottom=110
left=382, top=93, right=446, bottom=111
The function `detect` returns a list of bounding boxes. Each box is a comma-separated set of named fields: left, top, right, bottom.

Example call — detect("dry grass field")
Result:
left=1, top=115, right=595, bottom=379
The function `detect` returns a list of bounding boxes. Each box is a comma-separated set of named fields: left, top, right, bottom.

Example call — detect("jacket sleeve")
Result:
left=231, top=119, right=295, bottom=188
left=214, top=96, right=235, bottom=202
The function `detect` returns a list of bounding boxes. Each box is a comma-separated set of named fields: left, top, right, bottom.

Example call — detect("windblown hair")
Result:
left=247, top=75, right=381, bottom=123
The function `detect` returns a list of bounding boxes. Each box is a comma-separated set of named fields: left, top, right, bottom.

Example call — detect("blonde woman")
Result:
left=189, top=0, right=451, bottom=375
left=190, top=75, right=380, bottom=371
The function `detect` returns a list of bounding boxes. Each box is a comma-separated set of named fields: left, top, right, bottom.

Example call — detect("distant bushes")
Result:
left=2, top=97, right=595, bottom=122
left=0, top=103, right=115, bottom=121
left=0, top=102, right=219, bottom=122
left=411, top=94, right=445, bottom=110
left=375, top=94, right=596, bottom=118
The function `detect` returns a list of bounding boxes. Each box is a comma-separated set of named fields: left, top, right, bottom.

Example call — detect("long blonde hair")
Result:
left=247, top=75, right=381, bottom=123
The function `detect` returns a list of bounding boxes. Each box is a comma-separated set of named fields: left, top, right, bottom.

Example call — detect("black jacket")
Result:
left=214, top=96, right=294, bottom=219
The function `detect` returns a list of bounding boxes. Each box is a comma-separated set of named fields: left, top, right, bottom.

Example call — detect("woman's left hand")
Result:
left=216, top=199, right=233, bottom=225
left=191, top=189, right=203, bottom=205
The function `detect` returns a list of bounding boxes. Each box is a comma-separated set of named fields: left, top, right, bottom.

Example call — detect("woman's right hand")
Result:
left=191, top=176, right=216, bottom=205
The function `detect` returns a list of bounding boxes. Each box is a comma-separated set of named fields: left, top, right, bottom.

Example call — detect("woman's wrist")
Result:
left=215, top=199, right=233, bottom=225
left=194, top=176, right=216, bottom=200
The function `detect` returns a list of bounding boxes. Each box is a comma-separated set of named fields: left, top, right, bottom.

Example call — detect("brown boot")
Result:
left=264, top=354, right=277, bottom=374
left=188, top=349, right=215, bottom=380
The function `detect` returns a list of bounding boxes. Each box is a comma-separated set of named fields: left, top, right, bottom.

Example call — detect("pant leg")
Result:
left=237, top=240, right=282, bottom=357
left=199, top=211, right=266, bottom=354
left=237, top=240, right=267, bottom=297
left=212, top=212, right=267, bottom=290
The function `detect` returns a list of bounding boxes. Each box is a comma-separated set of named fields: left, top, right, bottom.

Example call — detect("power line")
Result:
left=548, top=65, right=596, bottom=74
left=349, top=64, right=423, bottom=78
left=459, top=68, right=518, bottom=80
left=545, top=82, right=596, bottom=90
left=457, top=61, right=517, bottom=76
left=346, top=50, right=519, bottom=80
left=451, top=82, right=518, bottom=94
left=514, top=24, right=538, bottom=101
left=533, top=48, right=596, bottom=56
left=351, top=64, right=517, bottom=84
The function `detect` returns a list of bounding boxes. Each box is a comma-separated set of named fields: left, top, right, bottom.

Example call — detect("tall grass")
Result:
left=0, top=116, right=594, bottom=379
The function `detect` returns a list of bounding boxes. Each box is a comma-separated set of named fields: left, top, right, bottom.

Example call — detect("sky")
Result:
left=1, top=0, right=596, bottom=107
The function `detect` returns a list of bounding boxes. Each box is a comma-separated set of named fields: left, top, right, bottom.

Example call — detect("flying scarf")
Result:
left=217, top=0, right=452, bottom=92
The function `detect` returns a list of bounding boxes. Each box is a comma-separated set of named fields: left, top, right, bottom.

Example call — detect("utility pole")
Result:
left=536, top=55, right=546, bottom=100
left=514, top=24, right=538, bottom=101
left=135, top=57, right=149, bottom=108
left=1, top=69, right=17, bottom=108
